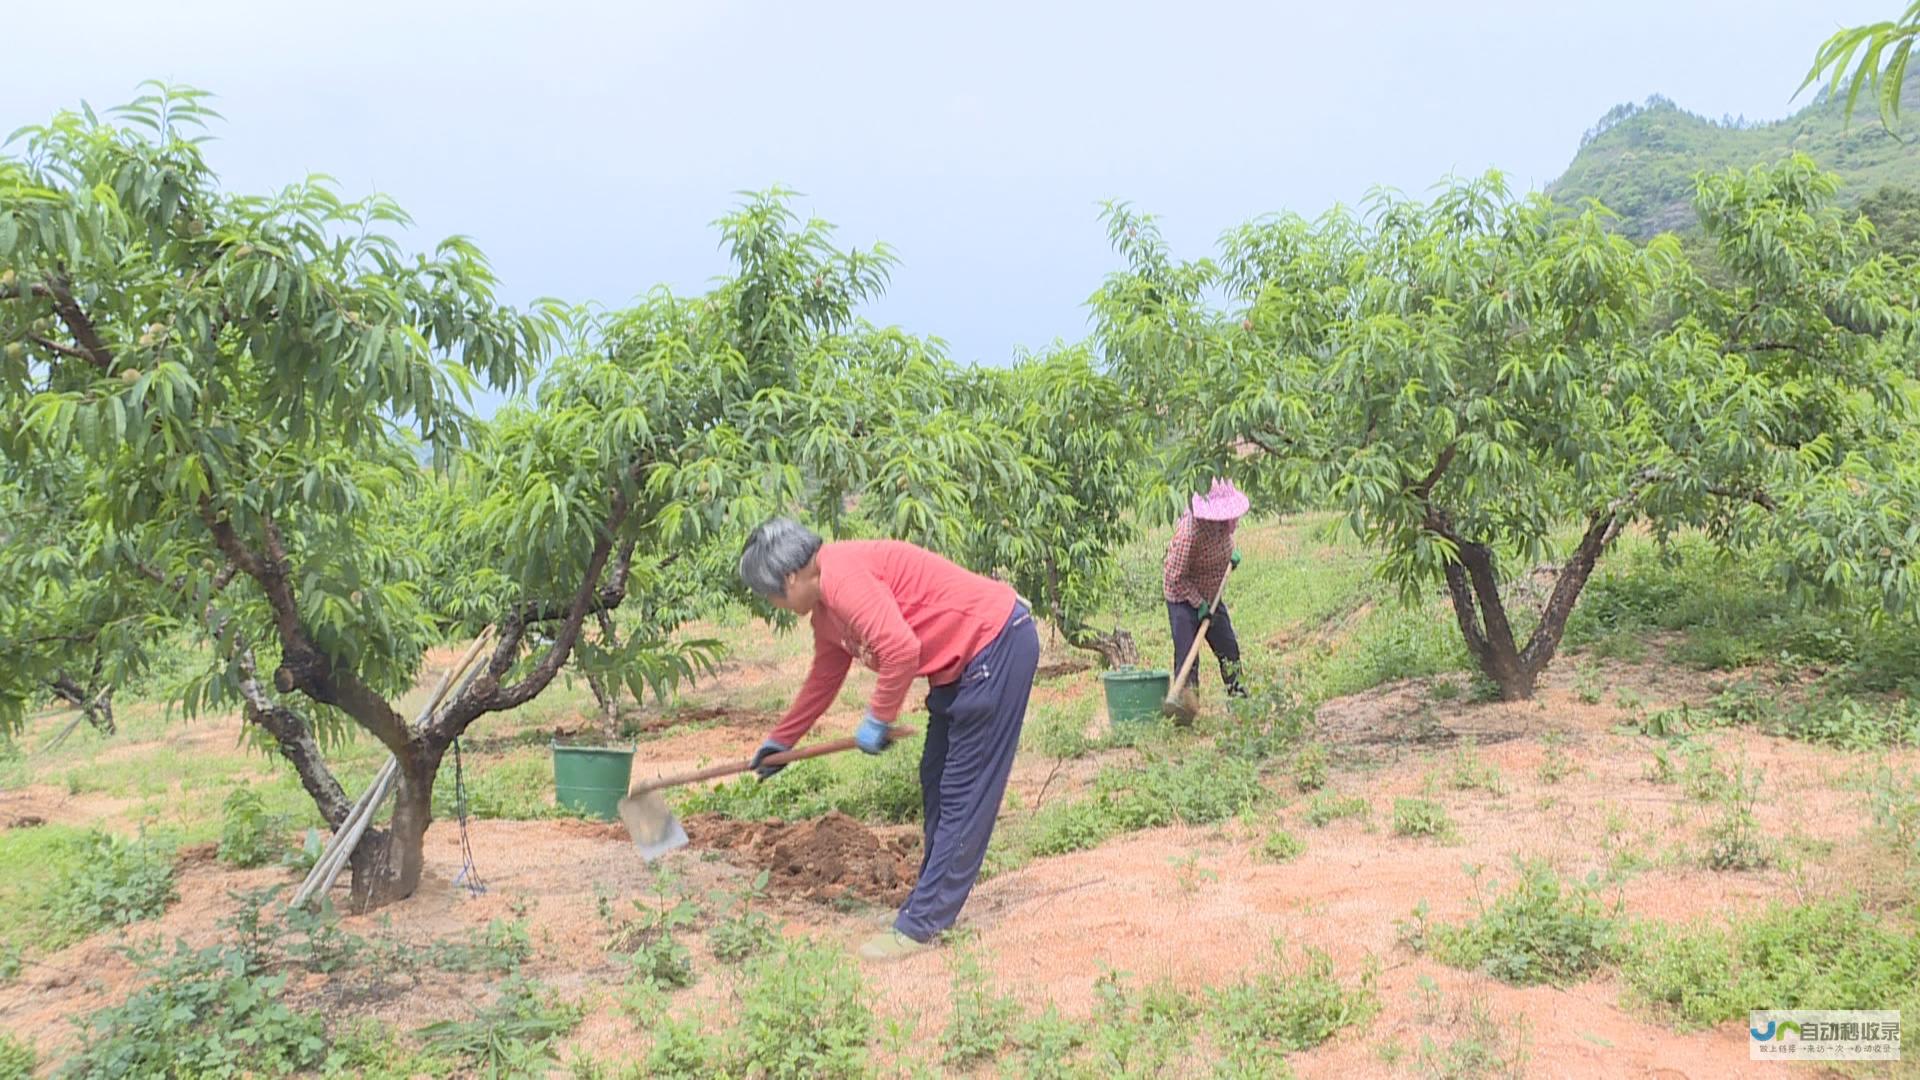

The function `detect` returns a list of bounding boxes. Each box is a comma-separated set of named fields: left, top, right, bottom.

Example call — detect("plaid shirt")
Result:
left=1163, top=513, right=1236, bottom=606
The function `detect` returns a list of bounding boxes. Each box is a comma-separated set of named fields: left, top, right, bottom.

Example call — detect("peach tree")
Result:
left=0, top=89, right=919, bottom=904
left=1095, top=158, right=1918, bottom=700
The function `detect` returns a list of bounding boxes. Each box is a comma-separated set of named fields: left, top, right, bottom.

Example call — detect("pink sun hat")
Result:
left=1191, top=477, right=1250, bottom=522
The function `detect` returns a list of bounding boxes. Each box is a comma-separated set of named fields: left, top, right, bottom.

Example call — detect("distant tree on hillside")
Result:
left=1858, top=183, right=1920, bottom=257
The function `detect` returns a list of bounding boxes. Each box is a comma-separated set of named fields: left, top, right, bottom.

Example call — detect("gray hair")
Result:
left=739, top=517, right=823, bottom=598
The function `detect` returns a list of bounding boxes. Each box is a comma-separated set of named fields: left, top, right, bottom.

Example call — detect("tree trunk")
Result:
left=243, top=698, right=353, bottom=829
left=49, top=675, right=115, bottom=735
left=1517, top=513, right=1621, bottom=677
left=1435, top=512, right=1622, bottom=703
left=1439, top=545, right=1534, bottom=700
left=1066, top=627, right=1141, bottom=669
left=586, top=611, right=621, bottom=738
left=358, top=748, right=442, bottom=909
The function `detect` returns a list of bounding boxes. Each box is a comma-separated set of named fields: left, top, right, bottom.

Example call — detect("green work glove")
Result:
left=1192, top=599, right=1214, bottom=620
left=1230, top=548, right=1242, bottom=570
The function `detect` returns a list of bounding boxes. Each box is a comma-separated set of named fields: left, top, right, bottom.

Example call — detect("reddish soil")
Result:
left=685, top=810, right=921, bottom=905
left=6, top=613, right=1916, bottom=1078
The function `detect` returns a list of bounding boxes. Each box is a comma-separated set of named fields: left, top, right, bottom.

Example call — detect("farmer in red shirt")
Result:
left=1164, top=478, right=1249, bottom=703
left=738, top=518, right=1038, bottom=961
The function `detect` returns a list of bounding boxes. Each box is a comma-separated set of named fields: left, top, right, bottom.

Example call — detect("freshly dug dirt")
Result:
left=684, top=811, right=920, bottom=905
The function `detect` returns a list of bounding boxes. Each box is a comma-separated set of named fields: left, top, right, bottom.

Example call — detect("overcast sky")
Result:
left=8, top=1, right=1890, bottom=411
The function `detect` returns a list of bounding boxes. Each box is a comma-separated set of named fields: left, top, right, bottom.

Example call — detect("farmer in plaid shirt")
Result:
left=1164, top=478, right=1248, bottom=701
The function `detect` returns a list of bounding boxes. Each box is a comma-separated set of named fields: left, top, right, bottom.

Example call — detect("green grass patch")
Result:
left=1207, top=943, right=1380, bottom=1073
left=66, top=938, right=329, bottom=1078
left=0, top=1033, right=35, bottom=1079
left=43, top=830, right=179, bottom=948
left=1392, top=798, right=1458, bottom=843
left=1258, top=828, right=1307, bottom=864
left=1302, top=792, right=1369, bottom=828
left=1623, top=898, right=1920, bottom=1030
left=1412, top=861, right=1624, bottom=987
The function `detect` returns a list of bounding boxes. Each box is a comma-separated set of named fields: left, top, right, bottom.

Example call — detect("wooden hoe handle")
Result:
left=628, top=726, right=920, bottom=795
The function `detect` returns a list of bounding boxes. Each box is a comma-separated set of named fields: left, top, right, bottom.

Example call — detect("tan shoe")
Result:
left=857, top=929, right=931, bottom=961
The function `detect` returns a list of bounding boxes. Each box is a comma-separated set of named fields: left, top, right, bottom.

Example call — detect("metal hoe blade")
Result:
left=617, top=790, right=689, bottom=862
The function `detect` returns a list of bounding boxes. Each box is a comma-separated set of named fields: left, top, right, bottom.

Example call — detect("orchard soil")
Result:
left=3, top=607, right=1916, bottom=1078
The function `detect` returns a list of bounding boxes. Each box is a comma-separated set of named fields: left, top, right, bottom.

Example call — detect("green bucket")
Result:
left=1100, top=669, right=1171, bottom=727
left=550, top=743, right=636, bottom=821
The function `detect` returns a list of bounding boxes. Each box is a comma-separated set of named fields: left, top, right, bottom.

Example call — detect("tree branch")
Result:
left=26, top=334, right=97, bottom=363
left=235, top=644, right=354, bottom=829
left=438, top=508, right=636, bottom=737
left=43, top=276, right=114, bottom=371
left=201, top=502, right=410, bottom=753
left=1409, top=442, right=1459, bottom=502
left=1703, top=483, right=1778, bottom=512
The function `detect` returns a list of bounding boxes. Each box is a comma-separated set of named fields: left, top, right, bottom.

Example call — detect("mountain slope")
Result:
left=1549, top=84, right=1920, bottom=238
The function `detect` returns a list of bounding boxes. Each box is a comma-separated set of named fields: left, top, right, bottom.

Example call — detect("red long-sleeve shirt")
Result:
left=769, top=540, right=1017, bottom=746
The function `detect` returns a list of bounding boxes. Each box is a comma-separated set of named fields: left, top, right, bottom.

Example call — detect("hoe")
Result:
left=618, top=726, right=920, bottom=860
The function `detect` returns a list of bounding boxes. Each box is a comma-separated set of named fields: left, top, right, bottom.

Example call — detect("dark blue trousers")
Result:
left=1167, top=600, right=1245, bottom=693
left=895, top=603, right=1038, bottom=942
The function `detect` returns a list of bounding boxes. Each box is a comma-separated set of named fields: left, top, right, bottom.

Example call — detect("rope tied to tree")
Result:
left=451, top=735, right=486, bottom=898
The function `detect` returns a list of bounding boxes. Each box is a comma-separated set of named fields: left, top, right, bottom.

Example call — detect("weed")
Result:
left=1536, top=735, right=1575, bottom=785
left=1024, top=751, right=1266, bottom=859
left=1643, top=744, right=1679, bottom=785
left=1634, top=704, right=1705, bottom=739
left=0, top=942, right=19, bottom=984
left=1010, top=1005, right=1086, bottom=1080
left=1259, top=828, right=1306, bottom=864
left=281, top=901, right=364, bottom=973
left=1302, top=792, right=1368, bottom=828
left=65, top=939, right=328, bottom=1077
left=1467, top=674, right=1504, bottom=704
left=1029, top=703, right=1093, bottom=760
left=942, top=943, right=1023, bottom=1067
left=46, top=829, right=177, bottom=945
left=613, top=868, right=699, bottom=989
left=1573, top=662, right=1605, bottom=706
left=1428, top=680, right=1462, bottom=703
left=438, top=918, right=535, bottom=974
left=218, top=784, right=291, bottom=868
left=1446, top=739, right=1505, bottom=795
left=1681, top=744, right=1728, bottom=802
left=1614, top=687, right=1647, bottom=714
left=1218, top=675, right=1313, bottom=760
left=1767, top=696, right=1920, bottom=751
left=0, top=1034, right=33, bottom=1079
left=1702, top=760, right=1771, bottom=872
left=1426, top=860, right=1624, bottom=986
left=1867, top=766, right=1920, bottom=868
left=321, top=1021, right=461, bottom=1079
left=417, top=976, right=584, bottom=1077
left=645, top=1011, right=724, bottom=1079
left=708, top=870, right=780, bottom=964
left=1168, top=851, right=1217, bottom=896
left=1291, top=743, right=1329, bottom=792
left=1078, top=969, right=1199, bottom=1077
left=735, top=936, right=873, bottom=1079
left=1208, top=942, right=1380, bottom=1072
left=1393, top=798, right=1458, bottom=842
left=1623, top=898, right=1920, bottom=1029
left=1416, top=993, right=1530, bottom=1080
